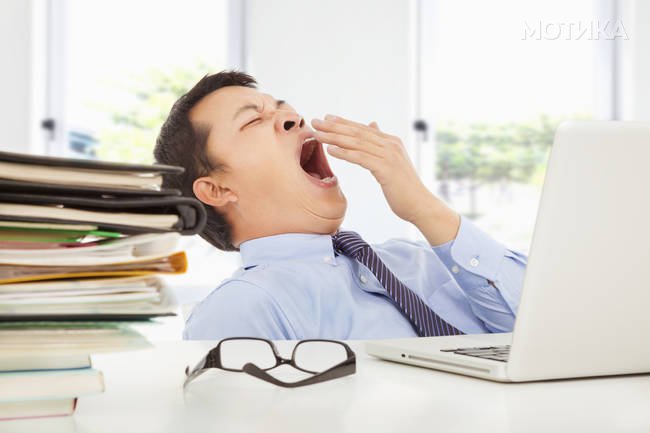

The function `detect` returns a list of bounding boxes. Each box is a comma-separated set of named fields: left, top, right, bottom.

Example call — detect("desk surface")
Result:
left=4, top=340, right=650, bottom=433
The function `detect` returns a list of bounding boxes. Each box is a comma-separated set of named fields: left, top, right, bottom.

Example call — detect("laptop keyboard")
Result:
left=440, top=345, right=510, bottom=362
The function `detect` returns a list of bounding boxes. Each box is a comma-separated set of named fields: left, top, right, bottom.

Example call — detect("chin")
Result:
left=323, top=217, right=344, bottom=235
left=315, top=189, right=347, bottom=218
left=300, top=194, right=347, bottom=235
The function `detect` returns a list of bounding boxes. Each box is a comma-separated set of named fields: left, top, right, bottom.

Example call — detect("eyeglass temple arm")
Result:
left=242, top=359, right=356, bottom=388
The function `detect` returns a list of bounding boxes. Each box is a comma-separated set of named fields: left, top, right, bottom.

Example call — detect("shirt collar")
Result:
left=239, top=233, right=338, bottom=268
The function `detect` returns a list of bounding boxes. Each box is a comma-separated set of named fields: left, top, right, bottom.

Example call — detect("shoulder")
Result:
left=201, top=278, right=275, bottom=308
left=183, top=278, right=297, bottom=340
left=371, top=237, right=432, bottom=260
left=369, top=237, right=450, bottom=285
left=373, top=237, right=430, bottom=249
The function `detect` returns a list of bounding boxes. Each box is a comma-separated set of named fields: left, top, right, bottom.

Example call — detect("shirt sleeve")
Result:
left=183, top=280, right=297, bottom=340
left=431, top=216, right=528, bottom=333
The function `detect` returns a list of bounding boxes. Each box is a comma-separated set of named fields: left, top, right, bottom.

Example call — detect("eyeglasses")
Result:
left=184, top=337, right=356, bottom=388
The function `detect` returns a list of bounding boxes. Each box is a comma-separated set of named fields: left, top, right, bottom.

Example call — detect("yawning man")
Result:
left=154, top=70, right=527, bottom=340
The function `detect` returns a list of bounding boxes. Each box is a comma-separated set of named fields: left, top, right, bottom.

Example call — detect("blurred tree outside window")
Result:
left=421, top=0, right=609, bottom=252
left=63, top=0, right=228, bottom=162
left=435, top=116, right=557, bottom=218
left=92, top=66, right=209, bottom=164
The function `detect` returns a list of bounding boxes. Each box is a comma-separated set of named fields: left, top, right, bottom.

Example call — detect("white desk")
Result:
left=4, top=340, right=650, bottom=433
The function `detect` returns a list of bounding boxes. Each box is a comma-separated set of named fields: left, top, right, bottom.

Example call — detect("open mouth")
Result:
left=298, top=137, right=337, bottom=187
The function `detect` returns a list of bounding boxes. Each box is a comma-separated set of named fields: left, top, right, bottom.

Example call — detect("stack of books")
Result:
left=0, top=150, right=206, bottom=420
left=0, top=321, right=149, bottom=420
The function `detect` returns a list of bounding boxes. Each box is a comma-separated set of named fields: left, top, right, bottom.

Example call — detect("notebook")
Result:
left=0, top=320, right=152, bottom=370
left=0, top=150, right=183, bottom=191
left=0, top=398, right=78, bottom=420
left=0, top=232, right=180, bottom=265
left=0, top=368, right=104, bottom=404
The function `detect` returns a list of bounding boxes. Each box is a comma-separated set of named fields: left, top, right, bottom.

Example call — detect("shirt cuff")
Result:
left=432, top=215, right=508, bottom=290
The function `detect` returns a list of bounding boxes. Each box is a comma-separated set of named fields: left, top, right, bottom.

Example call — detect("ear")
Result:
left=193, top=176, right=238, bottom=209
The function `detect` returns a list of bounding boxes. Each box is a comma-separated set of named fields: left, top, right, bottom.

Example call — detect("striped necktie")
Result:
left=332, top=230, right=464, bottom=337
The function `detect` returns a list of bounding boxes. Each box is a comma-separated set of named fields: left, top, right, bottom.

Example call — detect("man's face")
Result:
left=190, top=85, right=347, bottom=245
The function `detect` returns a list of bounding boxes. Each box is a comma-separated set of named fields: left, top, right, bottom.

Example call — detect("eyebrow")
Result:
left=232, top=99, right=287, bottom=121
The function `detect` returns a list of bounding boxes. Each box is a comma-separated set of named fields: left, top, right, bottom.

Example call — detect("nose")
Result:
left=275, top=111, right=305, bottom=132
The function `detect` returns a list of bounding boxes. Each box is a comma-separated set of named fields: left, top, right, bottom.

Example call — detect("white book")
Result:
left=0, top=233, right=181, bottom=266
left=0, top=221, right=98, bottom=231
left=0, top=203, right=179, bottom=231
left=0, top=286, right=176, bottom=318
left=0, top=401, right=78, bottom=422
left=0, top=353, right=90, bottom=372
left=0, top=160, right=163, bottom=190
left=0, top=275, right=159, bottom=294
left=0, top=368, right=104, bottom=402
left=0, top=291, right=160, bottom=305
left=0, top=322, right=152, bottom=355
left=0, top=276, right=167, bottom=312
left=0, top=285, right=158, bottom=301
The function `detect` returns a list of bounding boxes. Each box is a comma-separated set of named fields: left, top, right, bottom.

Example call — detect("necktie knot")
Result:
left=331, top=230, right=369, bottom=259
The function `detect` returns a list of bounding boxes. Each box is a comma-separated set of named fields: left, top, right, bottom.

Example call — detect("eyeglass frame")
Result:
left=183, top=337, right=356, bottom=388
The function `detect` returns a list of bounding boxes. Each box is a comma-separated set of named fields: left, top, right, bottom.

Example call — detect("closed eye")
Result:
left=243, top=118, right=261, bottom=129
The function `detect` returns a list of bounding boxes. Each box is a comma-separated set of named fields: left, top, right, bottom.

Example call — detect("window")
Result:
left=50, top=0, right=230, bottom=162
left=419, top=0, right=618, bottom=252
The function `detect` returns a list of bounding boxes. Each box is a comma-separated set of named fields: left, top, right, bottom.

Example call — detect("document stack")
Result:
left=0, top=150, right=206, bottom=420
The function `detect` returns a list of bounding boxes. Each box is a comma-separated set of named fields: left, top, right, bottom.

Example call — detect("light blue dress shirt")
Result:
left=184, top=216, right=528, bottom=340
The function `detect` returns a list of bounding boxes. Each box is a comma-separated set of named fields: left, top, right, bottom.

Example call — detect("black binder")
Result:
left=0, top=151, right=206, bottom=235
left=0, top=150, right=183, bottom=173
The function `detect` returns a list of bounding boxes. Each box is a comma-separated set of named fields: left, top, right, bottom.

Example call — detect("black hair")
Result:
left=154, top=70, right=257, bottom=251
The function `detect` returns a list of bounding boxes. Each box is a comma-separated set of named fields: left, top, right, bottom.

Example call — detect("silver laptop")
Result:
left=366, top=121, right=650, bottom=382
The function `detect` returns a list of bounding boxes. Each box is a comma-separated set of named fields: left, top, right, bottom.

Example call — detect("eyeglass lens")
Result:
left=293, top=341, right=348, bottom=372
left=219, top=339, right=277, bottom=370
left=218, top=339, right=348, bottom=372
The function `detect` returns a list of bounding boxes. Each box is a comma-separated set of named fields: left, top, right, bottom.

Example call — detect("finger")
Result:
left=313, top=130, right=384, bottom=158
left=311, top=118, right=371, bottom=142
left=325, top=114, right=390, bottom=139
left=326, top=144, right=382, bottom=173
left=312, top=118, right=383, bottom=150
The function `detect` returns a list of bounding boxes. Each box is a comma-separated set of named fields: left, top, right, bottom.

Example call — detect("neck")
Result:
left=231, top=217, right=342, bottom=248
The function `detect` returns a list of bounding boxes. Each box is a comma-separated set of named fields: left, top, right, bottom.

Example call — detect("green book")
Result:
left=0, top=226, right=122, bottom=243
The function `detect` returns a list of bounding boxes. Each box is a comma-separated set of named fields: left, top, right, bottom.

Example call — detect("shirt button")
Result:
left=451, top=265, right=460, bottom=274
left=470, top=257, right=480, bottom=268
left=360, top=275, right=368, bottom=284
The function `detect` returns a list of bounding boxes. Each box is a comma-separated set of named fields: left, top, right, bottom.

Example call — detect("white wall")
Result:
left=0, top=0, right=46, bottom=154
left=244, top=0, right=419, bottom=243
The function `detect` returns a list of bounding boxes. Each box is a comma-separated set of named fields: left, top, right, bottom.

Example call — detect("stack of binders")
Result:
left=0, top=150, right=206, bottom=420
